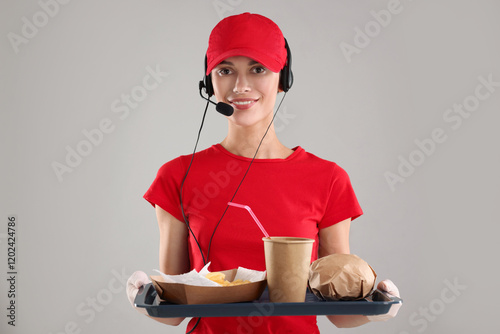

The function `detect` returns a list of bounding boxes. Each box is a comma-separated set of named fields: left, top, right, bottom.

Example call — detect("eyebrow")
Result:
left=219, top=60, right=260, bottom=66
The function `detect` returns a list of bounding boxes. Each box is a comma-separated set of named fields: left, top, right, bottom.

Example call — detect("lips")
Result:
left=228, top=98, right=258, bottom=110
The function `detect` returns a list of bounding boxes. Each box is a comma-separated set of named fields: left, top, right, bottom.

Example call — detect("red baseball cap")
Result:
left=206, top=13, right=287, bottom=75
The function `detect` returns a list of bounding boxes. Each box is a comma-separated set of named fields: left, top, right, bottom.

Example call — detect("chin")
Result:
left=231, top=116, right=271, bottom=129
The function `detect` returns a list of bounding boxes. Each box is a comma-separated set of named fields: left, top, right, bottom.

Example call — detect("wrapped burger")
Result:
left=308, top=254, right=376, bottom=301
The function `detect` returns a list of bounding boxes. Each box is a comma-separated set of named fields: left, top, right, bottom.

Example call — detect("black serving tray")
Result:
left=135, top=283, right=402, bottom=318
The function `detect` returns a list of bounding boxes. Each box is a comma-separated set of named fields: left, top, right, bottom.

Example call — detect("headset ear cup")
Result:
left=203, top=54, right=214, bottom=97
left=280, top=38, right=293, bottom=92
left=205, top=73, right=214, bottom=96
left=287, top=68, right=293, bottom=91
left=279, top=69, right=287, bottom=92
left=280, top=66, right=293, bottom=92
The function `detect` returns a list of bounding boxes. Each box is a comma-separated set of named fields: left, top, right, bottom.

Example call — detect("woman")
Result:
left=127, top=12, right=400, bottom=333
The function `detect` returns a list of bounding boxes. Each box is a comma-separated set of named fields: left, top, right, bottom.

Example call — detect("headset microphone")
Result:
left=198, top=81, right=234, bottom=116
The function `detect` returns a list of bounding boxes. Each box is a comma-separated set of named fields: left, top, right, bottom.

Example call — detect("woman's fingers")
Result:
left=126, top=271, right=151, bottom=308
left=377, top=279, right=400, bottom=298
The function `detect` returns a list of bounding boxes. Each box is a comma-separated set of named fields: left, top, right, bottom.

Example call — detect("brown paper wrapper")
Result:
left=308, top=254, right=377, bottom=301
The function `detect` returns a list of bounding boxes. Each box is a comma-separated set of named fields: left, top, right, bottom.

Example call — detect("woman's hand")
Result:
left=367, top=279, right=402, bottom=322
left=126, top=270, right=186, bottom=325
left=126, top=271, right=151, bottom=315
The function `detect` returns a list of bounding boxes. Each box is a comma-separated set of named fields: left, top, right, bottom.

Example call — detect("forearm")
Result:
left=147, top=206, right=189, bottom=326
left=327, top=314, right=370, bottom=328
left=148, top=315, right=185, bottom=326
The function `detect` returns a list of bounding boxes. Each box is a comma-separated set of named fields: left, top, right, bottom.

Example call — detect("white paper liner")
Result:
left=153, top=262, right=266, bottom=287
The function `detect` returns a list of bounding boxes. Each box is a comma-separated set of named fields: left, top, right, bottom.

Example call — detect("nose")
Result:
left=233, top=73, right=251, bottom=94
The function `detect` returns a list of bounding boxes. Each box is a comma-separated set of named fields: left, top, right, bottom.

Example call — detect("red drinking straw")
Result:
left=227, top=202, right=270, bottom=238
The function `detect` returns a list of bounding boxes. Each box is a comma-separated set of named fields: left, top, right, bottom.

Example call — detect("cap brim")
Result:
left=206, top=47, right=283, bottom=75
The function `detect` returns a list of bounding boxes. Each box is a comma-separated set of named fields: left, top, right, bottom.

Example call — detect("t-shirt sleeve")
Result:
left=143, top=157, right=186, bottom=223
left=319, top=164, right=363, bottom=229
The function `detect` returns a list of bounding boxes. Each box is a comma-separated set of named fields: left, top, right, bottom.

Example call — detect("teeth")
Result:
left=232, top=100, right=253, bottom=105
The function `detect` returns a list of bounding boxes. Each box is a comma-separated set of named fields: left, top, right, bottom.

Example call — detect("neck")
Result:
left=221, top=123, right=292, bottom=159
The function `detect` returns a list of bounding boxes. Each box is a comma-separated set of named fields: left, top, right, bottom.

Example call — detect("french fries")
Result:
left=205, top=272, right=251, bottom=286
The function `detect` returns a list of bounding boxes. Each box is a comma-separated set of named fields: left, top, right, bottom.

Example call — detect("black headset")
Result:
left=200, top=38, right=294, bottom=97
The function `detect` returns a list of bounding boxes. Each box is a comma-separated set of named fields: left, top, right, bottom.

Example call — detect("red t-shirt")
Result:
left=144, top=144, right=363, bottom=333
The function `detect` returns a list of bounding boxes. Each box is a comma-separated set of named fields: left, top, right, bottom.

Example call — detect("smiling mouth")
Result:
left=232, top=100, right=254, bottom=105
left=228, top=99, right=258, bottom=109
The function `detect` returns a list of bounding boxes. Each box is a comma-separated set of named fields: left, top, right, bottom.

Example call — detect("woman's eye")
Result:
left=217, top=68, right=232, bottom=76
left=252, top=67, right=266, bottom=74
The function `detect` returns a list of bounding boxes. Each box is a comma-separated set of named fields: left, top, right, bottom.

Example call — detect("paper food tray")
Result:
left=135, top=284, right=402, bottom=318
left=149, top=268, right=267, bottom=305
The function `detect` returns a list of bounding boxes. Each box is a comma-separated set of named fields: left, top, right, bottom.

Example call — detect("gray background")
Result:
left=1, top=0, right=499, bottom=333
